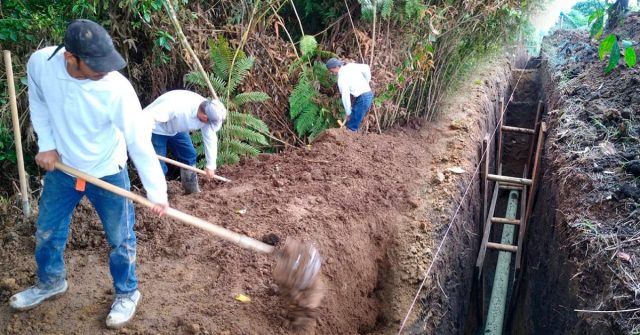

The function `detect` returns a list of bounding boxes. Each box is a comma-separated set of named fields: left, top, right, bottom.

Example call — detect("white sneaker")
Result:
left=9, top=280, right=68, bottom=311
left=105, top=290, right=141, bottom=329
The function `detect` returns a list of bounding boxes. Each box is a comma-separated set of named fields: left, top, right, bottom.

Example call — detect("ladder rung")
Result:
left=487, top=174, right=532, bottom=186
left=487, top=242, right=518, bottom=253
left=498, top=183, right=523, bottom=190
left=491, top=217, right=521, bottom=225
left=502, top=125, right=535, bottom=134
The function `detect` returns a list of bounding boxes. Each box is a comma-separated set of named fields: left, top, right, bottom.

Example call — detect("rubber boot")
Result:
left=180, top=168, right=201, bottom=194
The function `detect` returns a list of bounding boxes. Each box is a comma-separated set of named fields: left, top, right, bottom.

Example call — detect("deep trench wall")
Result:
left=512, top=55, right=620, bottom=334
left=405, top=57, right=515, bottom=335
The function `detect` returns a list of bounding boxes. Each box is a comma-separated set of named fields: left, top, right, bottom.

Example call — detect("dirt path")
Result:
left=0, top=58, right=511, bottom=335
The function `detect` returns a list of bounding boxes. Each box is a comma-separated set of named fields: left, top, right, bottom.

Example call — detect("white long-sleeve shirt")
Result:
left=28, top=46, right=168, bottom=203
left=337, top=63, right=372, bottom=116
left=144, top=90, right=219, bottom=170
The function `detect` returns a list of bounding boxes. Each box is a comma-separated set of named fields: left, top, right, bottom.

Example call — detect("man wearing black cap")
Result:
left=144, top=90, right=227, bottom=194
left=9, top=19, right=168, bottom=329
left=326, top=57, right=374, bottom=131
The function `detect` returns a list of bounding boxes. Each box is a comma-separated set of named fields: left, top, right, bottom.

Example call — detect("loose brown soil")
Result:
left=0, top=58, right=512, bottom=334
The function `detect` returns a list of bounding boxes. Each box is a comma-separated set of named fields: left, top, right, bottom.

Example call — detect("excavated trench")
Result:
left=412, top=56, right=578, bottom=335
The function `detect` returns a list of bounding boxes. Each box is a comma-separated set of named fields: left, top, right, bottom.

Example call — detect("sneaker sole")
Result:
left=10, top=284, right=68, bottom=312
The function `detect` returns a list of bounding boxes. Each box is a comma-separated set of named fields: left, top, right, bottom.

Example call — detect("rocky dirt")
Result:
left=0, top=57, right=512, bottom=334
left=514, top=14, right=640, bottom=334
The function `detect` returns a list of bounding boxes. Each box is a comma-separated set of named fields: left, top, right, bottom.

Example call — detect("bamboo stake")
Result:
left=157, top=155, right=231, bottom=183
left=368, top=0, right=382, bottom=134
left=163, top=0, right=219, bottom=100
left=344, top=0, right=365, bottom=63
left=226, top=0, right=261, bottom=104
left=4, top=50, right=30, bottom=217
left=369, top=0, right=377, bottom=66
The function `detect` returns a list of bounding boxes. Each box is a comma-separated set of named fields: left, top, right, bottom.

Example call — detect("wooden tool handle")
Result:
left=157, top=155, right=231, bottom=183
left=54, top=162, right=273, bottom=254
left=4, top=50, right=30, bottom=216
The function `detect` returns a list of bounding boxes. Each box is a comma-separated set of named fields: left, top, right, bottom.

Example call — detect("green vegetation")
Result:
left=185, top=37, right=270, bottom=166
left=588, top=6, right=637, bottom=73
left=288, top=35, right=338, bottom=142
left=0, top=0, right=545, bottom=191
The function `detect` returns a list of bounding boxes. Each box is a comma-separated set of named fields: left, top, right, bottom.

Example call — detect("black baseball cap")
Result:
left=48, top=19, right=126, bottom=72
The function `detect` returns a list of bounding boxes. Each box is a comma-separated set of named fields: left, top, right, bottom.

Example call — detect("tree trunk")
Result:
left=605, top=0, right=629, bottom=31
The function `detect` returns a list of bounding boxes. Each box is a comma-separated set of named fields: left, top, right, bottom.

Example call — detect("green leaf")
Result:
left=299, top=35, right=318, bottom=55
left=590, top=14, right=604, bottom=39
left=587, top=9, right=603, bottom=25
left=233, top=92, right=270, bottom=107
left=624, top=46, right=637, bottom=68
left=599, top=34, right=616, bottom=61
left=605, top=41, right=620, bottom=74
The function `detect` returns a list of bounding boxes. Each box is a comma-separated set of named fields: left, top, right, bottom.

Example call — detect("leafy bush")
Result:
left=288, top=35, right=338, bottom=141
left=185, top=37, right=270, bottom=166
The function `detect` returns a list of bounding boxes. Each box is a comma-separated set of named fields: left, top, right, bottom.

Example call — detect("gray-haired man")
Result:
left=326, top=57, right=373, bottom=131
left=145, top=90, right=227, bottom=193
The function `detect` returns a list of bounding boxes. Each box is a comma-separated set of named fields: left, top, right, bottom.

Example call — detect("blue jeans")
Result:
left=346, top=91, right=374, bottom=131
left=35, top=169, right=137, bottom=297
left=151, top=132, right=197, bottom=174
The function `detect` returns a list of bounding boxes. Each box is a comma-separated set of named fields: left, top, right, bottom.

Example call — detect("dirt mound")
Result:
left=531, top=23, right=640, bottom=334
left=0, top=56, right=513, bottom=334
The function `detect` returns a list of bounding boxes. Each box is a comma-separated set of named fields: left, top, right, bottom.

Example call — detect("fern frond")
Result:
left=309, top=111, right=331, bottom=140
left=190, top=132, right=204, bottom=155
left=289, top=76, right=316, bottom=119
left=185, top=71, right=208, bottom=89
left=220, top=138, right=260, bottom=156
left=294, top=104, right=320, bottom=135
left=221, top=124, right=269, bottom=146
left=208, top=37, right=233, bottom=79
left=228, top=111, right=270, bottom=134
left=287, top=53, right=315, bottom=74
left=217, top=150, right=239, bottom=166
left=233, top=92, right=270, bottom=107
left=317, top=50, right=337, bottom=59
left=209, top=74, right=228, bottom=95
left=312, top=61, right=334, bottom=88
left=380, top=0, right=394, bottom=19
left=228, top=56, right=255, bottom=94
left=300, top=35, right=318, bottom=55
left=185, top=71, right=228, bottom=96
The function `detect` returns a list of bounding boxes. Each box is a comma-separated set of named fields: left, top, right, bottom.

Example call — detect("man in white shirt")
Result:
left=326, top=57, right=374, bottom=131
left=144, top=90, right=227, bottom=194
left=9, top=19, right=168, bottom=329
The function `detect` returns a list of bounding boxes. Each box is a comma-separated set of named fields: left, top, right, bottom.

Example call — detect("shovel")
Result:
left=53, top=162, right=323, bottom=325
left=157, top=155, right=231, bottom=183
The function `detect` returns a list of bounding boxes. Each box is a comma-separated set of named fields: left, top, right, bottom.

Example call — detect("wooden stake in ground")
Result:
left=4, top=50, right=30, bottom=217
left=163, top=0, right=219, bottom=100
